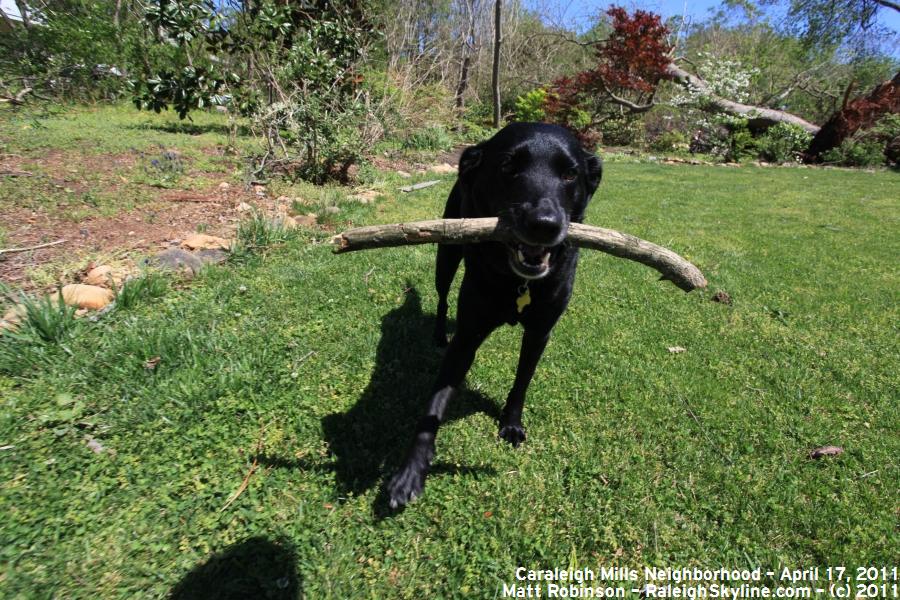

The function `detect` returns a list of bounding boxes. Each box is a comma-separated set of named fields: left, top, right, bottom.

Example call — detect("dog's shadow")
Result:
left=280, top=287, right=498, bottom=514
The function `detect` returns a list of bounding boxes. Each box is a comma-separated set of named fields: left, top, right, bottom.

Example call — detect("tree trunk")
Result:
left=491, top=0, right=502, bottom=128
left=0, top=7, right=16, bottom=30
left=13, top=0, right=30, bottom=28
left=804, top=70, right=900, bottom=162
left=664, top=63, right=821, bottom=134
left=454, top=0, right=476, bottom=114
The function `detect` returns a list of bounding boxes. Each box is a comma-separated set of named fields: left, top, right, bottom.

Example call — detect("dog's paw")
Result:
left=498, top=423, right=527, bottom=447
left=387, top=465, right=426, bottom=509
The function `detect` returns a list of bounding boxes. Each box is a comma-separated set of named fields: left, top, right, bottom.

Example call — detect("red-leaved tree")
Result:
left=545, top=7, right=673, bottom=146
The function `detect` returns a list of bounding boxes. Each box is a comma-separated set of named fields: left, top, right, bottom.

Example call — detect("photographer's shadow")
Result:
left=169, top=536, right=299, bottom=599
left=320, top=287, right=498, bottom=512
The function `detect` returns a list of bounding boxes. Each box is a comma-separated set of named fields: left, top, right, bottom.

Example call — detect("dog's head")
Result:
left=457, top=123, right=602, bottom=280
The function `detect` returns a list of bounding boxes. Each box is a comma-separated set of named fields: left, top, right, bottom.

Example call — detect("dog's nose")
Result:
left=522, top=199, right=566, bottom=244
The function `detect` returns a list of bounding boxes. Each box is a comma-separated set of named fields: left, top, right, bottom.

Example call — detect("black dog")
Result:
left=387, top=123, right=602, bottom=508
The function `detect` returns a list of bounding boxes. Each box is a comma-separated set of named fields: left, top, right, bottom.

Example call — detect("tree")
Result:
left=761, top=0, right=900, bottom=54
left=454, top=0, right=479, bottom=112
left=491, top=0, right=502, bottom=127
left=131, top=0, right=373, bottom=181
left=544, top=8, right=673, bottom=144
left=0, top=0, right=137, bottom=101
left=543, top=6, right=820, bottom=146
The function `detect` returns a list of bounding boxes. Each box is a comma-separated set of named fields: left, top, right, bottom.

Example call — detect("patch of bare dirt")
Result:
left=0, top=186, right=260, bottom=291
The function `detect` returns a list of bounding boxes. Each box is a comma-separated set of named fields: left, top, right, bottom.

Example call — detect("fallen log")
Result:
left=331, top=218, right=707, bottom=292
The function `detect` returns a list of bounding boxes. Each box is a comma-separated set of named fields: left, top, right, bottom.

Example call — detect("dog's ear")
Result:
left=582, top=151, right=602, bottom=195
left=459, top=144, right=484, bottom=175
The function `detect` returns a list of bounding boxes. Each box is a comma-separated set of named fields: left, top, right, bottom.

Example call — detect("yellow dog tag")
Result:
left=516, top=285, right=531, bottom=314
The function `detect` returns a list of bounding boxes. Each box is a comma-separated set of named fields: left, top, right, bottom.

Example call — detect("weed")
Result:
left=137, top=146, right=185, bottom=188
left=234, top=211, right=293, bottom=254
left=402, top=126, right=454, bottom=152
left=111, top=274, right=168, bottom=310
left=3, top=287, right=78, bottom=343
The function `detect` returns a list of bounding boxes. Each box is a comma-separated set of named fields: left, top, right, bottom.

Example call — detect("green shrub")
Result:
left=650, top=130, right=689, bottom=153
left=401, top=126, right=454, bottom=152
left=723, top=120, right=758, bottom=162
left=757, top=123, right=812, bottom=163
left=458, top=121, right=493, bottom=144
left=599, top=118, right=644, bottom=147
left=513, top=88, right=548, bottom=122
left=821, top=139, right=886, bottom=167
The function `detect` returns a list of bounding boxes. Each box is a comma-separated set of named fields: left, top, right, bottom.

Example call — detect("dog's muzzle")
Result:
left=507, top=241, right=554, bottom=279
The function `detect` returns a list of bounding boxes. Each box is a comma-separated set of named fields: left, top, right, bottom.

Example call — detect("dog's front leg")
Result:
left=387, top=327, right=490, bottom=508
left=499, top=328, right=551, bottom=447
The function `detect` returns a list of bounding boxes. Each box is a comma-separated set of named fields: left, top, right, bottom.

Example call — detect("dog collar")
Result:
left=516, top=283, right=531, bottom=314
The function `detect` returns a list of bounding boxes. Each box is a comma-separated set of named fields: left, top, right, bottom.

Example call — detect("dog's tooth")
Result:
left=517, top=250, right=525, bottom=262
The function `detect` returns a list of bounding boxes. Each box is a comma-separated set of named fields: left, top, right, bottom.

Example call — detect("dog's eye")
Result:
left=561, top=167, right=578, bottom=182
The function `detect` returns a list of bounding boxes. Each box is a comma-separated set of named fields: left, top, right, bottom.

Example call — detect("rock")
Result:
left=253, top=185, right=266, bottom=197
left=324, top=206, right=340, bottom=215
left=809, top=445, right=843, bottom=459
left=429, top=163, right=457, bottom=174
left=294, top=214, right=317, bottom=227
left=195, top=248, right=229, bottom=265
left=218, top=182, right=231, bottom=191
left=396, top=170, right=411, bottom=178
left=82, top=265, right=125, bottom=288
left=61, top=284, right=114, bottom=310
left=181, top=233, right=231, bottom=251
left=236, top=202, right=253, bottom=213
left=84, top=265, right=113, bottom=283
left=147, top=248, right=204, bottom=276
left=1, top=304, right=26, bottom=331
left=272, top=215, right=298, bottom=229
left=350, top=190, right=381, bottom=204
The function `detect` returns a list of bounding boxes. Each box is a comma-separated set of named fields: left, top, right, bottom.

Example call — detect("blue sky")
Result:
left=529, top=0, right=899, bottom=56
left=2, top=0, right=897, bottom=51
left=534, top=0, right=899, bottom=29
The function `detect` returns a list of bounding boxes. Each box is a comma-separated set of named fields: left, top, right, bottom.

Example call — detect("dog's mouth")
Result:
left=507, top=242, right=553, bottom=279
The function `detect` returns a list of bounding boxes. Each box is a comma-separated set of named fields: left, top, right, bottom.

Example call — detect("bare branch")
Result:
left=0, top=240, right=67, bottom=256
left=872, top=0, right=900, bottom=12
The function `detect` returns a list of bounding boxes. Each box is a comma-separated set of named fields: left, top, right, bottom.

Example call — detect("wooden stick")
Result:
left=331, top=218, right=707, bottom=292
left=0, top=239, right=66, bottom=256
left=399, top=180, right=442, bottom=193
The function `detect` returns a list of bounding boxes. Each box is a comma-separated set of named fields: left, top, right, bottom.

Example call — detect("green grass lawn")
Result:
left=0, top=103, right=254, bottom=219
left=1, top=139, right=898, bottom=596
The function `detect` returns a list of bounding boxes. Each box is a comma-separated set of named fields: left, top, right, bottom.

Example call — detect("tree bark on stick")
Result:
left=331, top=218, right=707, bottom=292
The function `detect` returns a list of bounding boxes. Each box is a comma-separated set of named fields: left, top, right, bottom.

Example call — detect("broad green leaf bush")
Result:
left=757, top=123, right=813, bottom=163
